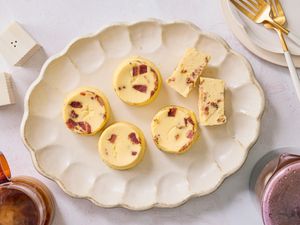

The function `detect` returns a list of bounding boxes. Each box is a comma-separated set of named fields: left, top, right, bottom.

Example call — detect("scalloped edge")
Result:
left=20, top=19, right=265, bottom=210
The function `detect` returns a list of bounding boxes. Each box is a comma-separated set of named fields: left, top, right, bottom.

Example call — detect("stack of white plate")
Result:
left=222, top=0, right=300, bottom=67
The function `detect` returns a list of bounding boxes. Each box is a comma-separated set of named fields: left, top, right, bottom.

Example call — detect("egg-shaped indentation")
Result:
left=123, top=176, right=156, bottom=209
left=227, top=112, right=259, bottom=147
left=90, top=174, right=126, bottom=206
left=59, top=162, right=96, bottom=197
left=24, top=116, right=58, bottom=150
left=29, top=82, right=62, bottom=118
left=231, top=83, right=264, bottom=118
left=162, top=23, right=199, bottom=50
left=67, top=38, right=105, bottom=74
left=157, top=173, right=189, bottom=205
left=35, top=145, right=71, bottom=178
left=129, top=21, right=162, bottom=53
left=218, top=53, right=252, bottom=88
left=187, top=149, right=223, bottom=194
left=98, top=25, right=131, bottom=58
left=42, top=56, right=80, bottom=93
left=211, top=138, right=246, bottom=175
left=195, top=35, right=228, bottom=66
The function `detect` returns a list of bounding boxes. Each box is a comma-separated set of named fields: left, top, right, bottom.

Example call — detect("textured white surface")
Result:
left=0, top=0, right=300, bottom=224
left=21, top=20, right=264, bottom=210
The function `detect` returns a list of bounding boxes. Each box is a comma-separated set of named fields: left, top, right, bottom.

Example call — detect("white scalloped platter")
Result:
left=21, top=20, right=264, bottom=210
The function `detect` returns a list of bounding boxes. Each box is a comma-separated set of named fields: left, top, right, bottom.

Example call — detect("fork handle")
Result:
left=284, top=51, right=300, bottom=101
left=288, top=32, right=300, bottom=47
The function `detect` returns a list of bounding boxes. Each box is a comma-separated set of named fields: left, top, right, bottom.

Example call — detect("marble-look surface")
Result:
left=0, top=0, right=299, bottom=224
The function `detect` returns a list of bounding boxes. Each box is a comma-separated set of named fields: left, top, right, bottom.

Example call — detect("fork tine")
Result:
left=274, top=0, right=285, bottom=17
left=239, top=0, right=258, bottom=13
left=230, top=0, right=255, bottom=20
left=268, top=0, right=278, bottom=17
left=247, top=0, right=260, bottom=9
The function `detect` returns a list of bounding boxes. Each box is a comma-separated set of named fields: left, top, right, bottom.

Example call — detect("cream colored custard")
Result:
left=113, top=57, right=162, bottom=106
left=98, top=122, right=146, bottom=170
left=167, top=48, right=210, bottom=97
left=198, top=77, right=226, bottom=126
left=151, top=106, right=199, bottom=154
left=63, top=87, right=110, bottom=135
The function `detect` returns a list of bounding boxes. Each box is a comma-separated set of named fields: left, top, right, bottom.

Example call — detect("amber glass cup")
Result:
left=0, top=152, right=55, bottom=225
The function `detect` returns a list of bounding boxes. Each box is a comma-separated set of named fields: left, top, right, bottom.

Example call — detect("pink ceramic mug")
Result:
left=253, top=152, right=300, bottom=225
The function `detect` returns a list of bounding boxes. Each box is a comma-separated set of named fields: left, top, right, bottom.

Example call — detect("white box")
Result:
left=0, top=21, right=40, bottom=66
left=0, top=72, right=15, bottom=106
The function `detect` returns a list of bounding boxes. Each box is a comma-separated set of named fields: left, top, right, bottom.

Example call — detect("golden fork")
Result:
left=230, top=0, right=300, bottom=45
left=263, top=0, right=300, bottom=101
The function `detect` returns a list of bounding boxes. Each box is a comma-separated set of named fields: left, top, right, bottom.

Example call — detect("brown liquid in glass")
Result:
left=0, top=177, right=54, bottom=225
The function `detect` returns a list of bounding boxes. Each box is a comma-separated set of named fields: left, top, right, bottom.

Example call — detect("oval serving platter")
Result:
left=21, top=20, right=265, bottom=210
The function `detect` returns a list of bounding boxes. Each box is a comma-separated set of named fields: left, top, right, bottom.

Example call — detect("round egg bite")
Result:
left=151, top=105, right=199, bottom=154
left=63, top=87, right=110, bottom=135
left=98, top=122, right=146, bottom=170
left=113, top=57, right=162, bottom=106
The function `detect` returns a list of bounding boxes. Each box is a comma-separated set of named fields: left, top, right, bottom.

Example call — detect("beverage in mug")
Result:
left=251, top=151, right=300, bottom=225
left=0, top=153, right=55, bottom=225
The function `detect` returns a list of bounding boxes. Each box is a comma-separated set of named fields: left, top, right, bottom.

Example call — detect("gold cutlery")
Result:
left=230, top=0, right=300, bottom=45
left=263, top=0, right=300, bottom=100
left=231, top=0, right=300, bottom=101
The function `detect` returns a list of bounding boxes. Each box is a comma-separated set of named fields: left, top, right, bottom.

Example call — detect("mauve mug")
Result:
left=250, top=148, right=300, bottom=225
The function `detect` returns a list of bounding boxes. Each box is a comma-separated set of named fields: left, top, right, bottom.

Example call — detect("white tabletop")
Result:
left=0, top=0, right=300, bottom=224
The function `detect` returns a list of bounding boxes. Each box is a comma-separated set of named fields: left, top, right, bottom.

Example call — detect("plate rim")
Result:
left=20, top=19, right=265, bottom=210
left=221, top=0, right=300, bottom=68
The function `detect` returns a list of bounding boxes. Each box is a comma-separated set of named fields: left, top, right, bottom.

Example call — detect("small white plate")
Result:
left=230, top=0, right=300, bottom=55
left=21, top=20, right=264, bottom=210
left=222, top=0, right=300, bottom=67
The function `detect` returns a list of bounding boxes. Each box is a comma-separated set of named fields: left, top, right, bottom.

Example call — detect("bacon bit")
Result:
left=133, top=84, right=147, bottom=93
left=186, top=130, right=194, bottom=139
left=184, top=117, right=194, bottom=126
left=78, top=121, right=92, bottom=134
left=186, top=77, right=194, bottom=85
left=153, top=135, right=159, bottom=144
left=217, top=116, right=226, bottom=123
left=66, top=119, right=77, bottom=129
left=95, top=95, right=104, bottom=106
left=179, top=143, right=189, bottom=152
left=108, top=134, right=117, bottom=143
left=175, top=134, right=180, bottom=140
left=70, top=110, right=78, bottom=119
left=128, top=132, right=140, bottom=144
left=181, top=69, right=187, bottom=73
left=204, top=106, right=209, bottom=115
left=132, top=66, right=139, bottom=76
left=210, top=102, right=218, bottom=109
left=70, top=101, right=82, bottom=108
left=168, top=107, right=177, bottom=117
left=139, top=64, right=147, bottom=74
left=167, top=77, right=175, bottom=83
left=131, top=151, right=137, bottom=156
left=80, top=92, right=86, bottom=96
